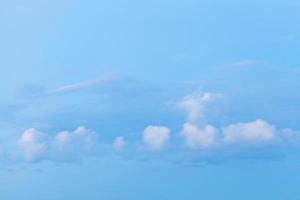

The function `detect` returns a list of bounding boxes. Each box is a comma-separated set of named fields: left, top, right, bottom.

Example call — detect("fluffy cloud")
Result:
left=222, top=120, right=276, bottom=145
left=142, top=126, right=171, bottom=152
left=18, top=128, right=48, bottom=162
left=181, top=123, right=218, bottom=150
left=178, top=91, right=220, bottom=123
left=54, top=126, right=98, bottom=154
left=54, top=131, right=72, bottom=152
left=180, top=120, right=278, bottom=151
left=113, top=136, right=125, bottom=152
left=18, top=126, right=98, bottom=162
left=177, top=91, right=279, bottom=153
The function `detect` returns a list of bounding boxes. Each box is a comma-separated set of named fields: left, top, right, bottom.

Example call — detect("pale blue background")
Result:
left=1, top=0, right=300, bottom=199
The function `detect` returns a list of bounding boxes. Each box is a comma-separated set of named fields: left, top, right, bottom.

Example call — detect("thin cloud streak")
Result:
left=39, top=75, right=118, bottom=97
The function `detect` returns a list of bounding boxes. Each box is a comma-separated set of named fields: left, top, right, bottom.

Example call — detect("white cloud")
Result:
left=18, top=126, right=98, bottom=162
left=180, top=119, right=279, bottom=151
left=18, top=128, right=48, bottom=162
left=54, top=131, right=72, bottom=152
left=113, top=136, right=125, bottom=152
left=222, top=120, right=276, bottom=145
left=178, top=92, right=278, bottom=151
left=54, top=126, right=98, bottom=154
left=142, top=126, right=171, bottom=152
left=178, top=91, right=220, bottom=150
left=178, top=91, right=220, bottom=123
left=181, top=123, right=218, bottom=150
left=13, top=119, right=300, bottom=164
left=73, top=126, right=98, bottom=152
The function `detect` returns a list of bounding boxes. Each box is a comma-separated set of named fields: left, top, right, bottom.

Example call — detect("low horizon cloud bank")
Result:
left=2, top=91, right=300, bottom=164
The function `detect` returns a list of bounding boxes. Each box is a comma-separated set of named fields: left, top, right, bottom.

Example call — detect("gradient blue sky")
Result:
left=1, top=0, right=300, bottom=199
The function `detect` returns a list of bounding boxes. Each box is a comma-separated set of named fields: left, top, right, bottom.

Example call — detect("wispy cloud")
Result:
left=216, top=59, right=261, bottom=69
left=40, top=75, right=118, bottom=97
left=229, top=60, right=259, bottom=68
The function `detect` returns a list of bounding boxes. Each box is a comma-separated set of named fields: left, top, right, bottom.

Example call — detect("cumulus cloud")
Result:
left=54, top=126, right=98, bottom=154
left=18, top=128, right=48, bottom=162
left=180, top=119, right=278, bottom=151
left=18, top=126, right=98, bottom=162
left=178, top=91, right=220, bottom=123
left=177, top=91, right=279, bottom=154
left=54, top=131, right=72, bottom=152
left=222, top=120, right=276, bottom=145
left=181, top=123, right=218, bottom=150
left=142, top=126, right=171, bottom=152
left=113, top=136, right=125, bottom=152
left=178, top=91, right=220, bottom=151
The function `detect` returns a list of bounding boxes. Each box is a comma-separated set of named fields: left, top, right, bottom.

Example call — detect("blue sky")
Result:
left=1, top=0, right=300, bottom=199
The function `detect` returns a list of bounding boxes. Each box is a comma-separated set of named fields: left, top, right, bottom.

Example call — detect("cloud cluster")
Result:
left=18, top=126, right=98, bottom=162
left=180, top=119, right=278, bottom=151
left=177, top=92, right=280, bottom=152
left=11, top=91, right=300, bottom=164
left=54, top=126, right=98, bottom=153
